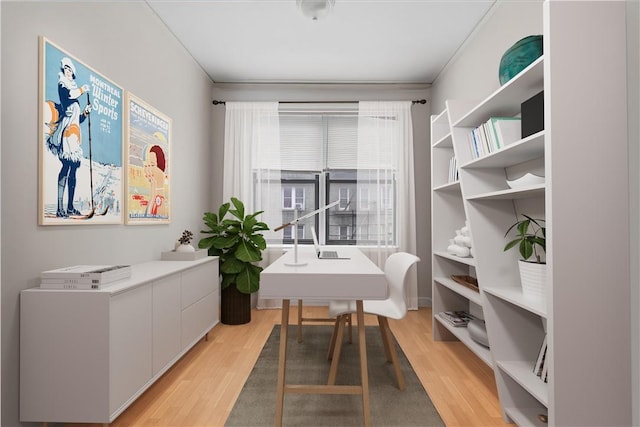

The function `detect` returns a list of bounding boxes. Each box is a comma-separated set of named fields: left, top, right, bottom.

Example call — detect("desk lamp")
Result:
left=273, top=200, right=339, bottom=266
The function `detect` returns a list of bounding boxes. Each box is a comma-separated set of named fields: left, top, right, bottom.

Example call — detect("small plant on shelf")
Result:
left=178, top=230, right=194, bottom=245
left=503, top=214, right=546, bottom=263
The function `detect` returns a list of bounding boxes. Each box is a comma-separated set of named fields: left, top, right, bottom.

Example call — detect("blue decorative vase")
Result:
left=499, top=35, right=543, bottom=85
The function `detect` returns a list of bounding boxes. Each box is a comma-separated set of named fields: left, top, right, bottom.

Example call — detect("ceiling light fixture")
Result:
left=296, top=0, right=335, bottom=21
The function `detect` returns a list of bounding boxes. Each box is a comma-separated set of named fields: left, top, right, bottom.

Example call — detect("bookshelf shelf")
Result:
left=431, top=3, right=630, bottom=426
left=433, top=132, right=453, bottom=148
left=433, top=315, right=493, bottom=366
left=483, top=286, right=546, bottom=318
left=452, top=56, right=544, bottom=128
left=503, top=406, right=548, bottom=427
left=466, top=185, right=545, bottom=201
left=496, top=360, right=548, bottom=406
left=433, top=251, right=476, bottom=267
left=461, top=131, right=545, bottom=170
left=434, top=276, right=482, bottom=305
left=432, top=181, right=460, bottom=193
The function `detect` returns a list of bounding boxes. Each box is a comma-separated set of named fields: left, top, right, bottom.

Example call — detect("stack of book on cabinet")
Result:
left=438, top=310, right=475, bottom=327
left=40, top=265, right=132, bottom=290
left=468, top=117, right=521, bottom=159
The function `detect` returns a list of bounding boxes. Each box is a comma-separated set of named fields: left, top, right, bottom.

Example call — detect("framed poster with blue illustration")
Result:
left=39, top=37, right=124, bottom=225
left=124, top=92, right=171, bottom=224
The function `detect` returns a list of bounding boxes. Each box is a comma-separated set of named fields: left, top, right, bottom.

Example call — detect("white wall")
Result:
left=0, top=2, right=214, bottom=426
left=211, top=83, right=434, bottom=306
left=430, top=1, right=544, bottom=113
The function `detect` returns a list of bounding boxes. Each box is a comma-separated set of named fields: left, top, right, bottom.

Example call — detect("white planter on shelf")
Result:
left=176, top=244, right=195, bottom=253
left=518, top=260, right=547, bottom=300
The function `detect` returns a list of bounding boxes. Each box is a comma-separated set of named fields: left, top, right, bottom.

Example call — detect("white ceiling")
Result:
left=145, top=0, right=496, bottom=84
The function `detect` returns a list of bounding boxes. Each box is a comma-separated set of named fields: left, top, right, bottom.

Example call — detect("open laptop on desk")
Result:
left=311, top=226, right=350, bottom=259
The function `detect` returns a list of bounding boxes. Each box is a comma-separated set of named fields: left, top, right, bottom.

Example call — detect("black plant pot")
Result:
left=220, top=285, right=251, bottom=325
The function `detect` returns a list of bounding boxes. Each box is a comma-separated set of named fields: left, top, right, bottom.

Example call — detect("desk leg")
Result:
left=356, top=300, right=371, bottom=427
left=275, top=299, right=290, bottom=427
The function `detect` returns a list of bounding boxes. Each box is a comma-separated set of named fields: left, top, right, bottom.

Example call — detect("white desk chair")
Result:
left=326, top=252, right=420, bottom=391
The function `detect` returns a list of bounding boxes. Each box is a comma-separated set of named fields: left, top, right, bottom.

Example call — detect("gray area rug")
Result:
left=225, top=324, right=444, bottom=427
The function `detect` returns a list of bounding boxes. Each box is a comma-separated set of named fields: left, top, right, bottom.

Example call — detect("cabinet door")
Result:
left=109, top=285, right=153, bottom=416
left=181, top=260, right=219, bottom=348
left=153, top=274, right=182, bottom=374
left=20, top=291, right=111, bottom=423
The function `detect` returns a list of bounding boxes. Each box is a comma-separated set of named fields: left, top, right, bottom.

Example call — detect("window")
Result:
left=283, top=223, right=305, bottom=241
left=262, top=107, right=397, bottom=246
left=338, top=188, right=350, bottom=209
left=282, top=187, right=305, bottom=210
left=359, top=187, right=369, bottom=211
left=339, top=225, right=351, bottom=240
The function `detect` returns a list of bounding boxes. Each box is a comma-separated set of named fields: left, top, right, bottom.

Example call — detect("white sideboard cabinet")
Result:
left=20, top=257, right=219, bottom=424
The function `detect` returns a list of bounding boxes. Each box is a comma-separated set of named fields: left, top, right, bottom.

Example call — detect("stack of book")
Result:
left=438, top=310, right=475, bottom=327
left=448, top=156, right=459, bottom=183
left=533, top=334, right=548, bottom=382
left=40, top=265, right=132, bottom=290
left=467, top=117, right=521, bottom=159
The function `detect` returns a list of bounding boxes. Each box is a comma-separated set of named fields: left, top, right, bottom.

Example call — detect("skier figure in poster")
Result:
left=53, top=57, right=92, bottom=217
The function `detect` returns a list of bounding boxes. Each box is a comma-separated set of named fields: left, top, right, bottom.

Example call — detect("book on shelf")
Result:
left=438, top=310, right=475, bottom=327
left=448, top=155, right=458, bottom=183
left=533, top=334, right=547, bottom=377
left=41, top=265, right=132, bottom=285
left=491, top=117, right=522, bottom=147
left=467, top=117, right=522, bottom=159
left=541, top=348, right=549, bottom=383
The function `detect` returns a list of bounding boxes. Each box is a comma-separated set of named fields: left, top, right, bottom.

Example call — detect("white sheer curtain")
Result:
left=357, top=101, right=418, bottom=310
left=223, top=102, right=284, bottom=308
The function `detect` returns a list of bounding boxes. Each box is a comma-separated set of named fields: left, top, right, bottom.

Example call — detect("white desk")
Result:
left=260, top=246, right=387, bottom=427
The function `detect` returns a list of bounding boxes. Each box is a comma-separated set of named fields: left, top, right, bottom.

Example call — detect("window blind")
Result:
left=279, top=114, right=358, bottom=171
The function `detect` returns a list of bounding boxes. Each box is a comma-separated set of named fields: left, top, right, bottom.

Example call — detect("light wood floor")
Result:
left=70, top=307, right=514, bottom=427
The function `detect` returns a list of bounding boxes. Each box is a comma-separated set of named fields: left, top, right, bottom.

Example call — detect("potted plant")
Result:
left=504, top=214, right=547, bottom=299
left=199, top=197, right=269, bottom=324
left=175, top=230, right=195, bottom=252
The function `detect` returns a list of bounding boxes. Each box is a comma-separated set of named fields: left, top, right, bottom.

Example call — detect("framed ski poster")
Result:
left=124, top=93, right=171, bottom=225
left=39, top=37, right=124, bottom=225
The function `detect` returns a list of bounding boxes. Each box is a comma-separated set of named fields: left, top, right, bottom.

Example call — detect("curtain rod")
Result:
left=212, top=99, right=427, bottom=106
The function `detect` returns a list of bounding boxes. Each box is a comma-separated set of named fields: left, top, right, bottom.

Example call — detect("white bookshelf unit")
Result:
left=431, top=2, right=631, bottom=425
left=20, top=257, right=220, bottom=425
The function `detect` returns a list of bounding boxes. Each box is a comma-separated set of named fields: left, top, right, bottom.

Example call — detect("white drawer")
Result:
left=181, top=261, right=218, bottom=309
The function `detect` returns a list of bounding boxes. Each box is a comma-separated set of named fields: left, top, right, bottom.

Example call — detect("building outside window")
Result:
left=260, top=109, right=396, bottom=246
left=282, top=187, right=305, bottom=210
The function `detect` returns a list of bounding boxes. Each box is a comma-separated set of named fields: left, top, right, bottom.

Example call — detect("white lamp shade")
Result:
left=297, top=0, right=335, bottom=21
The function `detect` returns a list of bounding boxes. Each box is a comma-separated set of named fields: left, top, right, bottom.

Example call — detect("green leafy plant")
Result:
left=198, top=197, right=269, bottom=294
left=503, top=214, right=546, bottom=263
